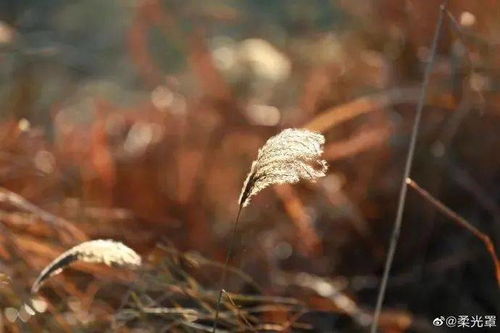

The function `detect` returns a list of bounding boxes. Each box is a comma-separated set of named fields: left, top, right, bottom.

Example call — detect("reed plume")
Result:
left=32, top=239, right=141, bottom=293
left=239, top=128, right=328, bottom=207
left=213, top=128, right=328, bottom=332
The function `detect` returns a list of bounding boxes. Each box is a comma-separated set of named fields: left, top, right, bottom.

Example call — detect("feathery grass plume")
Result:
left=31, top=239, right=141, bottom=293
left=239, top=128, right=328, bottom=207
left=213, top=128, right=328, bottom=332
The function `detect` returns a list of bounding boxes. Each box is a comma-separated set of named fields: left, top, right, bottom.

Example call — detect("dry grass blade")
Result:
left=32, top=239, right=141, bottom=293
left=407, top=178, right=500, bottom=286
left=285, top=272, right=372, bottom=326
left=222, top=290, right=255, bottom=331
left=0, top=187, right=87, bottom=243
left=274, top=184, right=321, bottom=255
left=303, top=87, right=419, bottom=133
left=239, top=128, right=328, bottom=208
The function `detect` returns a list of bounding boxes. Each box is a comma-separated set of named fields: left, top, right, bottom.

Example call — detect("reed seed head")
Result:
left=239, top=128, right=328, bottom=207
left=32, top=239, right=141, bottom=293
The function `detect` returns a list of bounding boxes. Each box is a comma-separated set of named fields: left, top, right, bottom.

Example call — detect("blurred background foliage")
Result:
left=0, top=0, right=499, bottom=331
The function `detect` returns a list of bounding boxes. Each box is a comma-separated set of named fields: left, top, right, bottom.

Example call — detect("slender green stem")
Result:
left=212, top=204, right=244, bottom=332
left=370, top=2, right=448, bottom=332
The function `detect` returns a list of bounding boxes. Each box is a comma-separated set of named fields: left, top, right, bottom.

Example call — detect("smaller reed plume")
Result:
left=32, top=239, right=141, bottom=293
left=213, top=128, right=328, bottom=332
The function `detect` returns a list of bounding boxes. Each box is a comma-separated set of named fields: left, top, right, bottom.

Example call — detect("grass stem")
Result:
left=407, top=178, right=500, bottom=286
left=212, top=204, right=244, bottom=332
left=370, top=2, right=449, bottom=332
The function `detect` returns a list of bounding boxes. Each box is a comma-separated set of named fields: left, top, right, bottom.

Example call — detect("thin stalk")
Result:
left=407, top=178, right=500, bottom=286
left=370, top=2, right=448, bottom=332
left=212, top=204, right=244, bottom=332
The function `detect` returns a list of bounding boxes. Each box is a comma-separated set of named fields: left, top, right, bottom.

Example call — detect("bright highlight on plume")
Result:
left=239, top=128, right=328, bottom=208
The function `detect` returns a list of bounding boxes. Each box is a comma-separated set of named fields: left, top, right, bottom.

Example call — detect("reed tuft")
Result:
left=239, top=128, right=328, bottom=208
left=31, top=239, right=141, bottom=293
